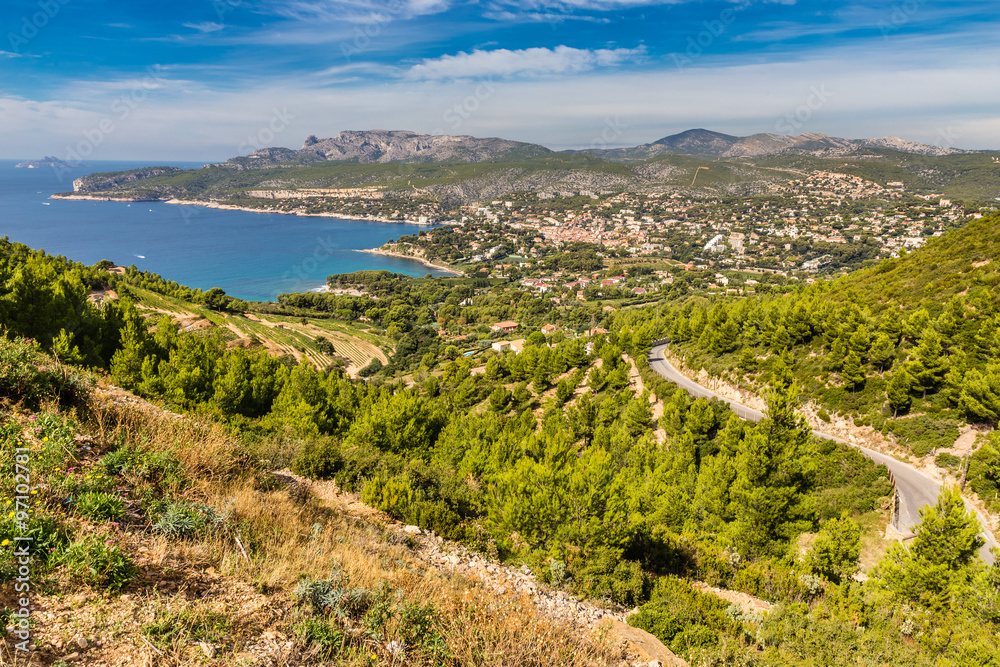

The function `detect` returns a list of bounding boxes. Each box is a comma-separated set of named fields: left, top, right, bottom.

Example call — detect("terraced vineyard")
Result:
left=130, top=289, right=390, bottom=375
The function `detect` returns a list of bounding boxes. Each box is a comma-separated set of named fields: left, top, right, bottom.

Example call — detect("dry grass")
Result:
left=50, top=390, right=627, bottom=666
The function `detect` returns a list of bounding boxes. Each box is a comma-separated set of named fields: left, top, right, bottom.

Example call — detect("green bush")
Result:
left=628, top=576, right=736, bottom=660
left=290, top=439, right=343, bottom=480
left=574, top=547, right=651, bottom=606
left=0, top=512, right=70, bottom=580
left=60, top=534, right=137, bottom=592
left=889, top=416, right=961, bottom=457
left=935, top=452, right=963, bottom=471
left=0, top=336, right=90, bottom=406
left=74, top=491, right=124, bottom=521
left=817, top=409, right=832, bottom=423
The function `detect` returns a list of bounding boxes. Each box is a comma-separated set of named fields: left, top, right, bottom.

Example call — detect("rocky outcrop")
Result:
left=72, top=167, right=182, bottom=192
left=15, top=156, right=73, bottom=168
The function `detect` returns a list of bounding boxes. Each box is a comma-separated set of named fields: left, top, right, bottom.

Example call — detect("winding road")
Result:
left=647, top=343, right=997, bottom=564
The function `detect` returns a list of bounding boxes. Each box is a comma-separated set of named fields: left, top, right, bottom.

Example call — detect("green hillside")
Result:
left=659, top=212, right=1000, bottom=513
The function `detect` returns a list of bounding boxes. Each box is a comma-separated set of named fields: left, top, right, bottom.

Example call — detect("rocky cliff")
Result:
left=73, top=167, right=182, bottom=192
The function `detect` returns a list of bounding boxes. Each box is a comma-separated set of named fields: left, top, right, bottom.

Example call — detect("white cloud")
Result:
left=254, top=0, right=452, bottom=23
left=406, top=45, right=646, bottom=80
left=3, top=38, right=1000, bottom=160
left=183, top=22, right=226, bottom=33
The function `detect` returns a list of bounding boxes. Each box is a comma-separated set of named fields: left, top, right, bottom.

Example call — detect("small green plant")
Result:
left=293, top=617, right=345, bottom=659
left=296, top=573, right=372, bottom=619
left=102, top=445, right=187, bottom=492
left=60, top=534, right=137, bottom=592
left=74, top=491, right=124, bottom=521
left=817, top=408, right=832, bottom=423
left=150, top=500, right=223, bottom=537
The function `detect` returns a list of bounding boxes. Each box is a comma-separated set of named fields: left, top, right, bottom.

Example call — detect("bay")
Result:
left=0, top=159, right=451, bottom=301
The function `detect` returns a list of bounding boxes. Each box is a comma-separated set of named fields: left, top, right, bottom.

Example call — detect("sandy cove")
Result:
left=357, top=248, right=462, bottom=275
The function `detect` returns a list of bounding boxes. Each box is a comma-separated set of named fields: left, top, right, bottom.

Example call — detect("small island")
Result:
left=15, top=156, right=74, bottom=169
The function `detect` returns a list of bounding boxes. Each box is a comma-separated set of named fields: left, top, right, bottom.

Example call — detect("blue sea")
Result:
left=0, top=159, right=450, bottom=301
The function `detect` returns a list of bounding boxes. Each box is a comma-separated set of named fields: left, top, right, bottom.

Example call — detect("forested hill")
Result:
left=2, top=230, right=1000, bottom=664
left=820, top=212, right=1000, bottom=313
left=662, top=211, right=1000, bottom=514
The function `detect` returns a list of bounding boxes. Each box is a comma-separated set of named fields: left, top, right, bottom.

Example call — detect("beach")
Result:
left=357, top=247, right=462, bottom=276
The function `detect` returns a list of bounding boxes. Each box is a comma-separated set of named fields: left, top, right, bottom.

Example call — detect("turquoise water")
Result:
left=0, top=160, right=449, bottom=301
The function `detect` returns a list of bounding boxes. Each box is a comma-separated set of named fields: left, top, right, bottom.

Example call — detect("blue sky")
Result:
left=1, top=0, right=998, bottom=159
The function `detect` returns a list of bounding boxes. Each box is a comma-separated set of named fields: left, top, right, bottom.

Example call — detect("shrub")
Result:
left=358, top=358, right=383, bottom=378
left=574, top=548, right=651, bottom=606
left=290, top=439, right=343, bottom=480
left=0, top=336, right=91, bottom=406
left=74, top=491, right=124, bottom=521
left=817, top=408, right=832, bottom=423
left=60, top=534, right=137, bottom=592
left=628, top=576, right=736, bottom=660
left=889, top=416, right=961, bottom=457
left=296, top=573, right=372, bottom=619
left=935, top=452, right=962, bottom=471
left=0, top=512, right=69, bottom=580
left=102, top=445, right=187, bottom=492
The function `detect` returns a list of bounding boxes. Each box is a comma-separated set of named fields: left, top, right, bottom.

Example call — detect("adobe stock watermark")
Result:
left=588, top=116, right=629, bottom=151
left=430, top=79, right=499, bottom=135
left=238, top=107, right=296, bottom=154
left=340, top=0, right=407, bottom=59
left=9, top=446, right=34, bottom=653
left=671, top=0, right=754, bottom=71
left=54, top=65, right=167, bottom=182
left=878, top=0, right=926, bottom=39
left=774, top=85, right=833, bottom=135
left=283, top=235, right=341, bottom=285
left=6, top=0, right=71, bottom=54
left=933, top=126, right=960, bottom=150
left=213, top=0, right=242, bottom=22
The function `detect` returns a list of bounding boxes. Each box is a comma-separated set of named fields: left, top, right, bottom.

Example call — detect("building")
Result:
left=490, top=321, right=518, bottom=333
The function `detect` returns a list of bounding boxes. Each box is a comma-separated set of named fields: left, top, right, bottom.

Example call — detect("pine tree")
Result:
left=841, top=351, right=866, bottom=392
left=848, top=325, right=871, bottom=359
left=728, top=383, right=811, bottom=556
left=808, top=513, right=862, bottom=583
left=876, top=486, right=984, bottom=612
left=887, top=367, right=914, bottom=417
left=959, top=365, right=1000, bottom=425
left=738, top=348, right=759, bottom=374
left=869, top=332, right=896, bottom=372
left=908, top=328, right=949, bottom=397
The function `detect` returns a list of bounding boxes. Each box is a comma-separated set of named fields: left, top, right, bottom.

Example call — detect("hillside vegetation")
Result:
left=65, top=140, right=1000, bottom=205
left=1, top=231, right=999, bottom=665
left=660, top=212, right=1000, bottom=513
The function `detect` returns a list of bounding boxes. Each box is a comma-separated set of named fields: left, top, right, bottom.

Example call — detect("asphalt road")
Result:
left=647, top=344, right=997, bottom=564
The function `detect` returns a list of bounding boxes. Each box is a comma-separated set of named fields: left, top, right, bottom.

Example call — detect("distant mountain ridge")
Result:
left=585, top=128, right=968, bottom=161
left=63, top=127, right=999, bottom=203
left=220, top=130, right=552, bottom=170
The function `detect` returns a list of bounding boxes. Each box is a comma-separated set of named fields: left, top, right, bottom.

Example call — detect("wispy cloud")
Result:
left=253, top=0, right=452, bottom=23
left=183, top=22, right=226, bottom=33
left=406, top=45, right=646, bottom=80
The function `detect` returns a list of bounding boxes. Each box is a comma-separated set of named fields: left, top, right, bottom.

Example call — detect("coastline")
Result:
left=357, top=247, right=462, bottom=276
left=50, top=194, right=437, bottom=226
